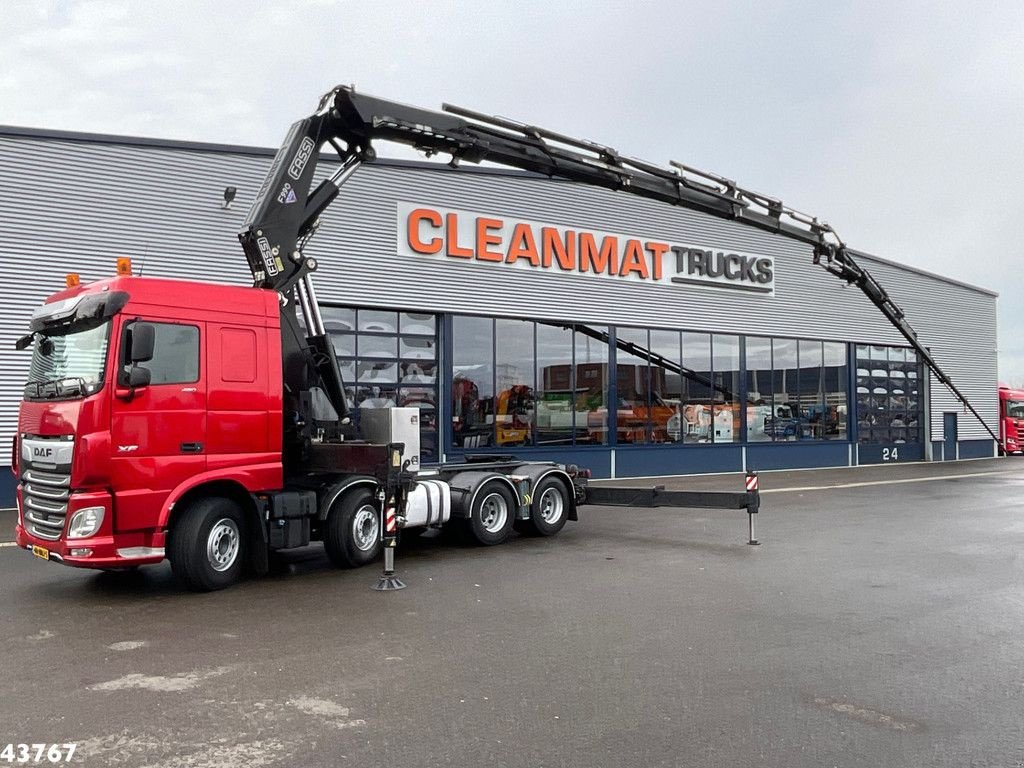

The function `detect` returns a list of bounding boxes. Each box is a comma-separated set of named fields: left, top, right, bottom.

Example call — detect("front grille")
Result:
left=21, top=468, right=71, bottom=541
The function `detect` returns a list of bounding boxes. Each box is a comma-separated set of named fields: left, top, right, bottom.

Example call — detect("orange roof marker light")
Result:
left=65, top=273, right=81, bottom=288
left=116, top=257, right=133, bottom=276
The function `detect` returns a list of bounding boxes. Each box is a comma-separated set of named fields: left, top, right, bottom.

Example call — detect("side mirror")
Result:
left=129, top=323, right=155, bottom=363
left=128, top=366, right=151, bottom=388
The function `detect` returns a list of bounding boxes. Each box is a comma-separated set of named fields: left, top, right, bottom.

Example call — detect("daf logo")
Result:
left=23, top=438, right=74, bottom=465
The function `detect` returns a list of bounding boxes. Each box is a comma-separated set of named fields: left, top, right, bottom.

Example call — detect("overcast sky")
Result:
left=4, top=0, right=1023, bottom=384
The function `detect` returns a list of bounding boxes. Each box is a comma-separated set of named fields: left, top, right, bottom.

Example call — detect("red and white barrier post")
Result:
left=745, top=470, right=761, bottom=546
left=373, top=492, right=407, bottom=591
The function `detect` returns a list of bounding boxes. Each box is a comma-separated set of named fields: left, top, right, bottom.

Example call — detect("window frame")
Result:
left=324, top=304, right=440, bottom=461
left=119, top=319, right=200, bottom=387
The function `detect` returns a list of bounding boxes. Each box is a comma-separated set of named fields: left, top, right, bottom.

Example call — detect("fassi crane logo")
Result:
left=287, top=137, right=316, bottom=181
left=397, top=203, right=774, bottom=294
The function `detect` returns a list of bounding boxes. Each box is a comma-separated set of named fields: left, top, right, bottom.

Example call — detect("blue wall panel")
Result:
left=857, top=443, right=924, bottom=464
left=958, top=439, right=996, bottom=460
left=0, top=472, right=15, bottom=508
left=614, top=445, right=743, bottom=477
left=746, top=442, right=849, bottom=471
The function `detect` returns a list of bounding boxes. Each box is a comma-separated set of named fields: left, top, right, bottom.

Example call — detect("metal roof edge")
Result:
left=0, top=124, right=278, bottom=158
left=0, top=125, right=547, bottom=179
left=848, top=248, right=998, bottom=299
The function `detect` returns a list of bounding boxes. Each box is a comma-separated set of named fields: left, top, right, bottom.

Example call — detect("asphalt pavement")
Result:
left=1, top=457, right=1023, bottom=767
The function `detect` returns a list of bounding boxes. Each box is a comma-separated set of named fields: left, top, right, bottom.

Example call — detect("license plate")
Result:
left=31, top=545, right=50, bottom=561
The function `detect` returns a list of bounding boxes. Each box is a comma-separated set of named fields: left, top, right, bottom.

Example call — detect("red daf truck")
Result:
left=999, top=385, right=1024, bottom=455
left=14, top=265, right=586, bottom=590
left=12, top=85, right=999, bottom=590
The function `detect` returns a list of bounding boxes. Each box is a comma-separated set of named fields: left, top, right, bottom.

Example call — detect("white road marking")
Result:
left=762, top=469, right=1020, bottom=494
left=0, top=542, right=18, bottom=548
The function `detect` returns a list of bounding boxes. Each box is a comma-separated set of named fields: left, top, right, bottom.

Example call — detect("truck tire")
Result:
left=168, top=497, right=247, bottom=592
left=519, top=476, right=569, bottom=537
left=324, top=487, right=382, bottom=568
left=465, top=481, right=516, bottom=546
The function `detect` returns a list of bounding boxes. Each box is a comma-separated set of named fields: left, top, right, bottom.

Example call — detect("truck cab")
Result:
left=999, top=385, right=1024, bottom=455
left=15, top=272, right=283, bottom=570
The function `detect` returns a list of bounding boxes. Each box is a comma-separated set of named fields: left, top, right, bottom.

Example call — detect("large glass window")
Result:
left=745, top=337, right=773, bottom=442
left=496, top=319, right=534, bottom=447
left=769, top=338, right=802, bottom=441
left=650, top=330, right=683, bottom=444
left=585, top=327, right=748, bottom=446
left=616, top=328, right=651, bottom=444
left=681, top=332, right=713, bottom=443
left=445, top=316, right=860, bottom=451
left=797, top=340, right=824, bottom=438
left=399, top=312, right=439, bottom=458
left=823, top=341, right=848, bottom=440
left=451, top=317, right=609, bottom=449
left=325, top=305, right=439, bottom=460
left=712, top=335, right=741, bottom=443
left=746, top=336, right=848, bottom=442
left=535, top=323, right=575, bottom=446
left=575, top=328, right=609, bottom=445
left=452, top=316, right=494, bottom=449
left=855, top=345, right=923, bottom=444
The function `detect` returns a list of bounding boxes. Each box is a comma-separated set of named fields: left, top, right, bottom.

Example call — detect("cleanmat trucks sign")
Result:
left=397, top=202, right=775, bottom=295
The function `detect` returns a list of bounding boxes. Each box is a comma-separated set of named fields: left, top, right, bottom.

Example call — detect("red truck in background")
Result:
left=999, top=385, right=1024, bottom=455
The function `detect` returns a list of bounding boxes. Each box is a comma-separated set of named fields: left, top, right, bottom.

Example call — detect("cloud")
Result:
left=2, top=0, right=1023, bottom=380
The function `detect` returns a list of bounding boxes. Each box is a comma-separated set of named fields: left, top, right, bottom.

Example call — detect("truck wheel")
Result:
left=168, top=497, right=246, bottom=591
left=324, top=488, right=382, bottom=568
left=466, top=481, right=516, bottom=546
left=521, top=477, right=569, bottom=537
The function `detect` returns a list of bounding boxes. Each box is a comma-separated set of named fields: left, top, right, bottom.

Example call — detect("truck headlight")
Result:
left=67, top=506, right=105, bottom=539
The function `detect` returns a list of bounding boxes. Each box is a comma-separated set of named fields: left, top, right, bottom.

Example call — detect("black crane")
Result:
left=239, top=84, right=1000, bottom=448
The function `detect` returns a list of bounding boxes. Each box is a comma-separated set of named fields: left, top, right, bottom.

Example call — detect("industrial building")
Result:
left=0, top=126, right=999, bottom=505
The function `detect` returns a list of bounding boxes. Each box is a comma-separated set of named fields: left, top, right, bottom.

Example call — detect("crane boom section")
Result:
left=238, top=85, right=1000, bottom=447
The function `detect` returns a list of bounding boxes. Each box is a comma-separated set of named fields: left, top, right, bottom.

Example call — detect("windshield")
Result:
left=1006, top=399, right=1024, bottom=419
left=25, top=321, right=111, bottom=400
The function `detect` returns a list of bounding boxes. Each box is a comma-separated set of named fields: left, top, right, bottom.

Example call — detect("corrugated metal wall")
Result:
left=0, top=130, right=999, bottom=457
